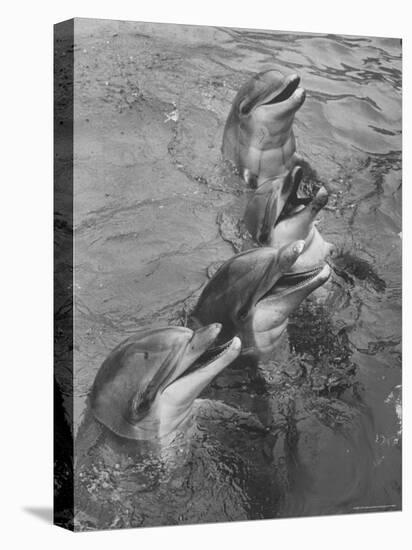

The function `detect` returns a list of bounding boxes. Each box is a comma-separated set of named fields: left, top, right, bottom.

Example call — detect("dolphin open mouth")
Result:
left=277, top=189, right=311, bottom=224
left=259, top=264, right=330, bottom=301
left=259, top=75, right=301, bottom=107
left=189, top=338, right=237, bottom=372
left=277, top=174, right=311, bottom=223
left=163, top=336, right=238, bottom=389
left=257, top=168, right=314, bottom=244
left=240, top=74, right=302, bottom=115
left=276, top=266, right=325, bottom=291
left=275, top=172, right=328, bottom=229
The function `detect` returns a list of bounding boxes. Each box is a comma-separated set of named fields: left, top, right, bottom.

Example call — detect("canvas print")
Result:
left=54, top=18, right=402, bottom=531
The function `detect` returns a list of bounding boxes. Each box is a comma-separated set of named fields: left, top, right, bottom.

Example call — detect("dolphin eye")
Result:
left=239, top=100, right=250, bottom=116
left=144, top=352, right=149, bottom=360
left=258, top=231, right=268, bottom=245
left=135, top=397, right=150, bottom=414
left=237, top=308, right=248, bottom=321
left=129, top=393, right=151, bottom=422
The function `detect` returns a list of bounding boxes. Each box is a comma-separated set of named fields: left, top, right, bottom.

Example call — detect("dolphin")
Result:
left=222, top=70, right=306, bottom=188
left=74, top=326, right=282, bottom=530
left=192, top=242, right=331, bottom=356
left=244, top=166, right=333, bottom=271
left=90, top=324, right=241, bottom=440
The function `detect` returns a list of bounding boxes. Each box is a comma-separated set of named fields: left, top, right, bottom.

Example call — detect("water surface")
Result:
left=57, top=19, right=401, bottom=528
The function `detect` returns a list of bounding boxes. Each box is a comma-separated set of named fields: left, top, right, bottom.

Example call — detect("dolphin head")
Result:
left=245, top=166, right=333, bottom=270
left=236, top=70, right=305, bottom=121
left=193, top=242, right=330, bottom=356
left=222, top=70, right=306, bottom=186
left=90, top=325, right=241, bottom=440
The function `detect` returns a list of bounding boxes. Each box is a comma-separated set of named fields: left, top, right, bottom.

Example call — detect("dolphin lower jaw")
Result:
left=285, top=228, right=333, bottom=273
left=274, top=263, right=330, bottom=293
left=154, top=337, right=242, bottom=427
left=255, top=96, right=304, bottom=128
left=153, top=329, right=241, bottom=432
left=161, top=323, right=222, bottom=388
left=248, top=74, right=301, bottom=112
left=161, top=336, right=241, bottom=406
left=285, top=87, right=306, bottom=111
left=259, top=80, right=300, bottom=107
left=239, top=264, right=330, bottom=355
left=255, top=264, right=331, bottom=313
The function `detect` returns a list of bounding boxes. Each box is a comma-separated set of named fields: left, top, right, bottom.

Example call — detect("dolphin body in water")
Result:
left=222, top=70, right=306, bottom=188
left=74, top=325, right=281, bottom=529
left=192, top=241, right=331, bottom=357
left=243, top=166, right=333, bottom=272
left=74, top=325, right=285, bottom=529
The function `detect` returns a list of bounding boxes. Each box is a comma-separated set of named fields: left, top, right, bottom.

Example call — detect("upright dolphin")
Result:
left=244, top=166, right=333, bottom=271
left=74, top=326, right=282, bottom=530
left=192, top=242, right=331, bottom=356
left=90, top=324, right=241, bottom=440
left=222, top=70, right=306, bottom=187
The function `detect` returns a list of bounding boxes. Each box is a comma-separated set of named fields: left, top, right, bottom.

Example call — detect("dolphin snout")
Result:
left=294, top=87, right=306, bottom=105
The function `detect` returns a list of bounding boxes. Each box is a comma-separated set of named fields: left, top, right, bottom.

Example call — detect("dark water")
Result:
left=57, top=19, right=401, bottom=529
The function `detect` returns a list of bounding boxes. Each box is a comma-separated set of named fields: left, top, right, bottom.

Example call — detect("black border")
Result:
left=54, top=18, right=74, bottom=531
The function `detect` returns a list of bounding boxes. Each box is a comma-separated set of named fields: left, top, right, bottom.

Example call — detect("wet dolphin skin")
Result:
left=244, top=166, right=333, bottom=271
left=91, top=324, right=241, bottom=440
left=222, top=70, right=306, bottom=187
left=192, top=242, right=331, bottom=356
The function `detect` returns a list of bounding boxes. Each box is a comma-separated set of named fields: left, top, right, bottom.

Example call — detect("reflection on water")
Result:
left=55, top=19, right=401, bottom=529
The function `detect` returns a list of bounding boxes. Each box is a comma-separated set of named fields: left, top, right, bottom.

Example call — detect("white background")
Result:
left=1, top=0, right=409, bottom=548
